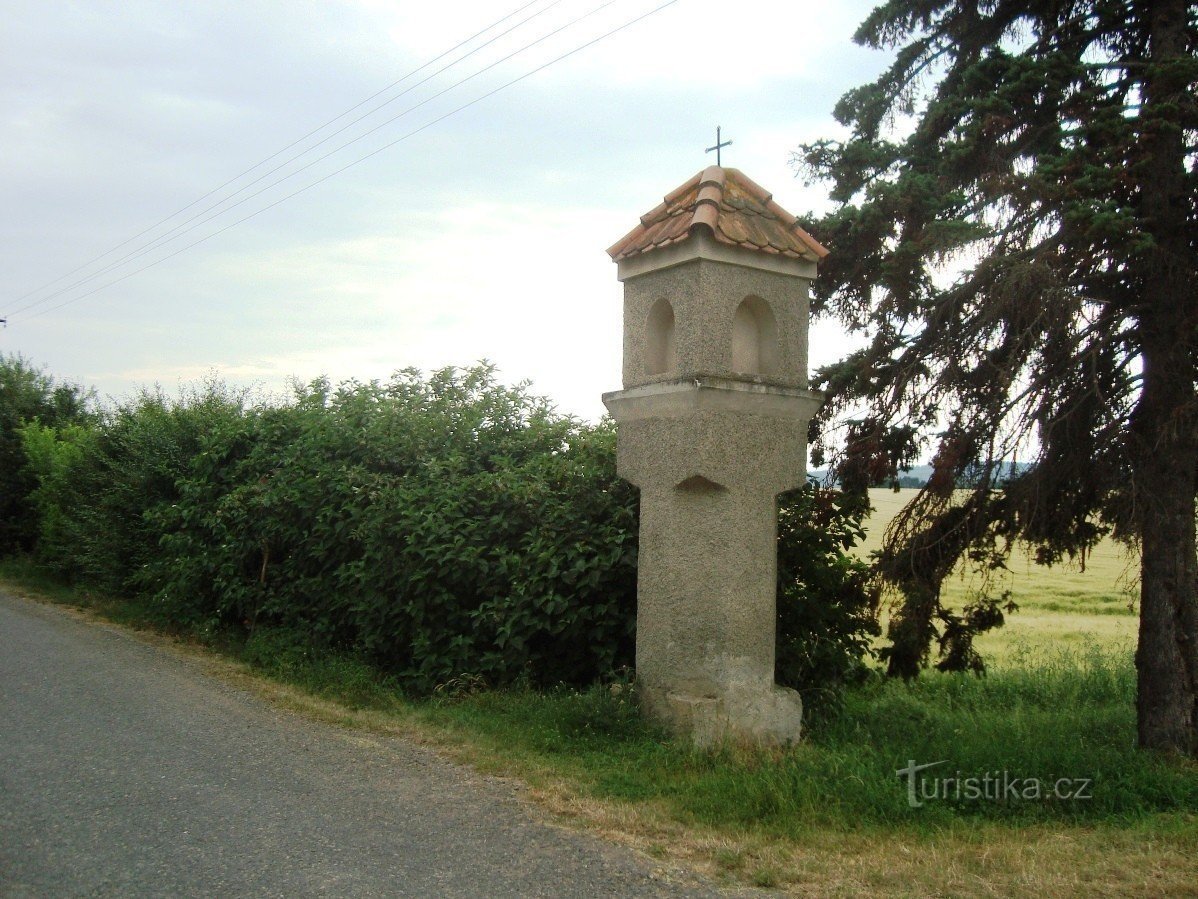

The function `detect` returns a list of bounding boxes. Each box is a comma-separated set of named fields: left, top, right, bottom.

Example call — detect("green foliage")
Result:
left=145, top=367, right=642, bottom=691
left=795, top=1, right=1198, bottom=703
left=238, top=627, right=402, bottom=710
left=776, top=483, right=879, bottom=710
left=0, top=354, right=93, bottom=553
left=19, top=382, right=247, bottom=593
left=18, top=420, right=96, bottom=578
left=14, top=361, right=877, bottom=697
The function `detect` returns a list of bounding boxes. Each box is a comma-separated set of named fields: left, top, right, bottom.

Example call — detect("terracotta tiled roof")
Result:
left=607, top=166, right=829, bottom=263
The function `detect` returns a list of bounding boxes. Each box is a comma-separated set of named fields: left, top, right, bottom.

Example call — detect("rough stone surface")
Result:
left=604, top=384, right=818, bottom=494
left=605, top=176, right=822, bottom=747
left=605, top=383, right=817, bottom=747
left=619, top=235, right=812, bottom=391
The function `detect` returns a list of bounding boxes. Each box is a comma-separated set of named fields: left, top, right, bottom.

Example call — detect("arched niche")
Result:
left=645, top=297, right=676, bottom=376
left=731, top=295, right=779, bottom=377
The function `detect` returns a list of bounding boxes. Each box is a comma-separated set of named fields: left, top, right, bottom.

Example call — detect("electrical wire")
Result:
left=9, top=0, right=616, bottom=318
left=4, top=0, right=554, bottom=314
left=22, top=0, right=680, bottom=322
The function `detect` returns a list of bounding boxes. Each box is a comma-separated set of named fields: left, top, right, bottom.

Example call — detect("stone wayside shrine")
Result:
left=602, top=165, right=828, bottom=746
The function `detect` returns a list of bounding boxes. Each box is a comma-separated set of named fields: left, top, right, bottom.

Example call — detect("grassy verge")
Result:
left=2, top=555, right=1195, bottom=897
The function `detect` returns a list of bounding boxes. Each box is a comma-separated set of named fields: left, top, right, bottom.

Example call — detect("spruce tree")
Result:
left=799, top=0, right=1197, bottom=754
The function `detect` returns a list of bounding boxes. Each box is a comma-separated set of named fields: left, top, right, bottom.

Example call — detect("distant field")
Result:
left=859, top=488, right=1139, bottom=665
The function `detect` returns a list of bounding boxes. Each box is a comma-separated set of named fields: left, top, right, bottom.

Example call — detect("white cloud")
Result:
left=2, top=0, right=884, bottom=427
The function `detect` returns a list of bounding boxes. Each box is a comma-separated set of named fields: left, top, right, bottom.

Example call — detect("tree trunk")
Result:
left=885, top=583, right=939, bottom=680
left=1131, top=0, right=1198, bottom=756
left=1134, top=450, right=1198, bottom=755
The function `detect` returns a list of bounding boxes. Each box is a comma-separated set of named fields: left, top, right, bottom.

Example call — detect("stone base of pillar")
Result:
left=604, top=378, right=822, bottom=750
left=641, top=683, right=803, bottom=748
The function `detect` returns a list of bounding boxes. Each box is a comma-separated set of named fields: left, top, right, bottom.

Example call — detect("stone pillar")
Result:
left=602, top=167, right=826, bottom=746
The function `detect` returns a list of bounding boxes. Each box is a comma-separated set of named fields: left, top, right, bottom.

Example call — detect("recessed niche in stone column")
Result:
left=604, top=165, right=829, bottom=746
left=645, top=297, right=676, bottom=376
left=731, top=295, right=778, bottom=377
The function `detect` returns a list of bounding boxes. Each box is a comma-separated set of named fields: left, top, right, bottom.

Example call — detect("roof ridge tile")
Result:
left=661, top=171, right=702, bottom=207
left=609, top=167, right=829, bottom=263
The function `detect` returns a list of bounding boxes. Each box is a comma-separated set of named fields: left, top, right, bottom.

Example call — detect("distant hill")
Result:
left=808, top=462, right=1033, bottom=488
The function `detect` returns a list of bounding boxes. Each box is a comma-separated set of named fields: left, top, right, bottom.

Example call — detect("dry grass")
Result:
left=504, top=776, right=1198, bottom=898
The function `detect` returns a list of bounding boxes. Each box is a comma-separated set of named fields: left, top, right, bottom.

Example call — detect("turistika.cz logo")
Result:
left=895, top=760, right=1094, bottom=808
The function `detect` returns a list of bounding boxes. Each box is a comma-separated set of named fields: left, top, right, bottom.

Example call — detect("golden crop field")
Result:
left=859, top=488, right=1140, bottom=665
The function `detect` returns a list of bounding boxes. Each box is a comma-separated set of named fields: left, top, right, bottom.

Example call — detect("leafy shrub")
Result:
left=18, top=420, right=96, bottom=579
left=146, top=367, right=640, bottom=690
left=19, top=381, right=247, bottom=593
left=0, top=354, right=92, bottom=553
left=776, top=484, right=880, bottom=711
left=17, top=362, right=877, bottom=698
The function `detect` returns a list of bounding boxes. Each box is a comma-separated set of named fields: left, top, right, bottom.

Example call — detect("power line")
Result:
left=7, top=0, right=614, bottom=318
left=22, top=0, right=681, bottom=322
left=4, top=0, right=555, bottom=314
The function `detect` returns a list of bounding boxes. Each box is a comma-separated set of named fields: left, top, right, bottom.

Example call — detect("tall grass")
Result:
left=441, top=642, right=1193, bottom=835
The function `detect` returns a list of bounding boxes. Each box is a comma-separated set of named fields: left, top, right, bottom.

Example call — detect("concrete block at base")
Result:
left=645, top=684, right=804, bottom=748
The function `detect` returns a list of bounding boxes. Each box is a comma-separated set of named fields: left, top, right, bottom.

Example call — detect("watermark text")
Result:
left=895, top=759, right=1093, bottom=808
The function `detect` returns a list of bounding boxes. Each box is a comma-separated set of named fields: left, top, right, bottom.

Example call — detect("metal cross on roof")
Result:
left=705, top=126, right=732, bottom=166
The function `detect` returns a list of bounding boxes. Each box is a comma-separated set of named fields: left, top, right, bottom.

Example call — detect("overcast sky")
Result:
left=2, top=0, right=886, bottom=418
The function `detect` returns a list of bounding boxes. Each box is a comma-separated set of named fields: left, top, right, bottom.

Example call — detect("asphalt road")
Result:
left=0, top=591, right=727, bottom=898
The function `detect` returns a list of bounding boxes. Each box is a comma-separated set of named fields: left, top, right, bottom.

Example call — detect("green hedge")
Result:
left=9, top=361, right=877, bottom=698
left=0, top=354, right=92, bottom=553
